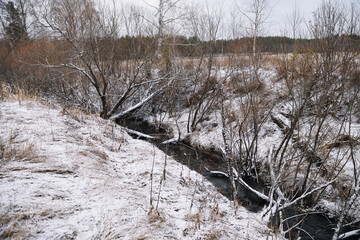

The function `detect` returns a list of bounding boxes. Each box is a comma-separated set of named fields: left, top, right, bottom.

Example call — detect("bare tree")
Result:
left=287, top=1, right=302, bottom=41
left=259, top=1, right=360, bottom=236
left=143, top=0, right=183, bottom=70
left=32, top=0, right=171, bottom=119
left=237, top=0, right=272, bottom=59
left=184, top=4, right=223, bottom=133
left=210, top=1, right=360, bottom=237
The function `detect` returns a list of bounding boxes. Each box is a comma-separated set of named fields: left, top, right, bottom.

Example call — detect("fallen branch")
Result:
left=236, top=177, right=270, bottom=202
left=110, top=90, right=161, bottom=120
left=124, top=128, right=154, bottom=139
left=205, top=168, right=229, bottom=178
left=338, top=229, right=360, bottom=239
left=161, top=138, right=179, bottom=145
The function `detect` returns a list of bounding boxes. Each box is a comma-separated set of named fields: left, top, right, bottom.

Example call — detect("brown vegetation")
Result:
left=1, top=0, right=360, bottom=239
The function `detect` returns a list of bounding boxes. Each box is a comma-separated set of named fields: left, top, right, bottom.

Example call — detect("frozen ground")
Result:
left=0, top=99, right=273, bottom=239
left=146, top=69, right=360, bottom=224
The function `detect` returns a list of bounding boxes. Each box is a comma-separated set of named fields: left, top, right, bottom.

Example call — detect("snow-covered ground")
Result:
left=146, top=68, right=360, bottom=225
left=0, top=99, right=273, bottom=239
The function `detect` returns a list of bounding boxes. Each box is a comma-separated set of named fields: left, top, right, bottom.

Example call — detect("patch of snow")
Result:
left=0, top=100, right=273, bottom=239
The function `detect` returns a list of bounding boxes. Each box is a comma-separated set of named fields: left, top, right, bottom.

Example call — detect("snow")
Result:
left=0, top=99, right=273, bottom=239
left=145, top=67, right=360, bottom=227
left=339, top=229, right=360, bottom=239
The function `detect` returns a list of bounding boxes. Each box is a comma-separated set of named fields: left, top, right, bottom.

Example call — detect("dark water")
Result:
left=117, top=117, right=267, bottom=211
left=116, top=117, right=360, bottom=240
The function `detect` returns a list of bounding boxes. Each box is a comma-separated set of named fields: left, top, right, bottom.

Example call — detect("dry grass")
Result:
left=226, top=73, right=266, bottom=95
left=31, top=169, right=75, bottom=175
left=185, top=212, right=202, bottom=230
left=0, top=128, right=42, bottom=168
left=103, top=123, right=127, bottom=152
left=0, top=139, right=38, bottom=166
left=203, top=228, right=222, bottom=240
left=174, top=54, right=255, bottom=70
left=1, top=84, right=42, bottom=103
left=0, top=208, right=70, bottom=239
left=0, top=83, right=12, bottom=100
left=0, top=212, right=29, bottom=239
left=61, top=107, right=88, bottom=123
left=209, top=203, right=220, bottom=222
left=321, top=135, right=359, bottom=153
left=175, top=53, right=293, bottom=70
left=148, top=211, right=164, bottom=224
left=89, top=149, right=109, bottom=161
left=90, top=133, right=104, bottom=144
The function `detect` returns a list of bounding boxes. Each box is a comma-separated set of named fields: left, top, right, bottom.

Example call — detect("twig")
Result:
left=149, top=145, right=156, bottom=215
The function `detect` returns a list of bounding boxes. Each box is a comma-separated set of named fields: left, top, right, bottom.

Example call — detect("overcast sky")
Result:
left=106, top=0, right=349, bottom=37
left=270, top=0, right=323, bottom=35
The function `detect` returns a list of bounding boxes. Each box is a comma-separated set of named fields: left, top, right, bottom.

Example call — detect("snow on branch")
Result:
left=279, top=179, right=336, bottom=211
left=338, top=229, right=360, bottom=239
left=110, top=89, right=161, bottom=120
left=124, top=128, right=154, bottom=140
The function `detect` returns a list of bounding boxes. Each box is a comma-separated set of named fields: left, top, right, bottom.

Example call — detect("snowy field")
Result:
left=0, top=99, right=273, bottom=239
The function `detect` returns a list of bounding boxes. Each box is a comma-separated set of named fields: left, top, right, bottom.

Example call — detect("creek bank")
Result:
left=117, top=117, right=267, bottom=212
left=116, top=117, right=360, bottom=240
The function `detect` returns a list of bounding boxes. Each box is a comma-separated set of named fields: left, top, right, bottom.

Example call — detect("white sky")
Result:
left=105, top=0, right=351, bottom=37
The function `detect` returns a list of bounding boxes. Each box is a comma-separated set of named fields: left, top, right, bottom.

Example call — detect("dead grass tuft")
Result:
left=1, top=136, right=38, bottom=166
left=209, top=203, right=220, bottom=222
left=148, top=211, right=164, bottom=224
left=226, top=73, right=265, bottom=95
left=203, top=228, right=222, bottom=240
left=1, top=84, right=46, bottom=112
left=0, top=83, right=13, bottom=100
left=89, top=149, right=109, bottom=161
left=61, top=107, right=87, bottom=123
left=186, top=212, right=201, bottom=230
left=0, top=213, right=29, bottom=239
left=90, top=134, right=104, bottom=144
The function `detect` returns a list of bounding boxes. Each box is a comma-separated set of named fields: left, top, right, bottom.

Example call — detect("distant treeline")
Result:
left=114, top=34, right=360, bottom=59
left=1, top=34, right=359, bottom=63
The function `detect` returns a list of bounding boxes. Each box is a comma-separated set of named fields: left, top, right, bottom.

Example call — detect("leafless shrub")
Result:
left=186, top=74, right=221, bottom=132
left=187, top=76, right=219, bottom=107
left=348, top=67, right=360, bottom=86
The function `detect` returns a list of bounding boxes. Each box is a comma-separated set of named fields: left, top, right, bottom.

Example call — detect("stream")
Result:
left=117, top=117, right=360, bottom=240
